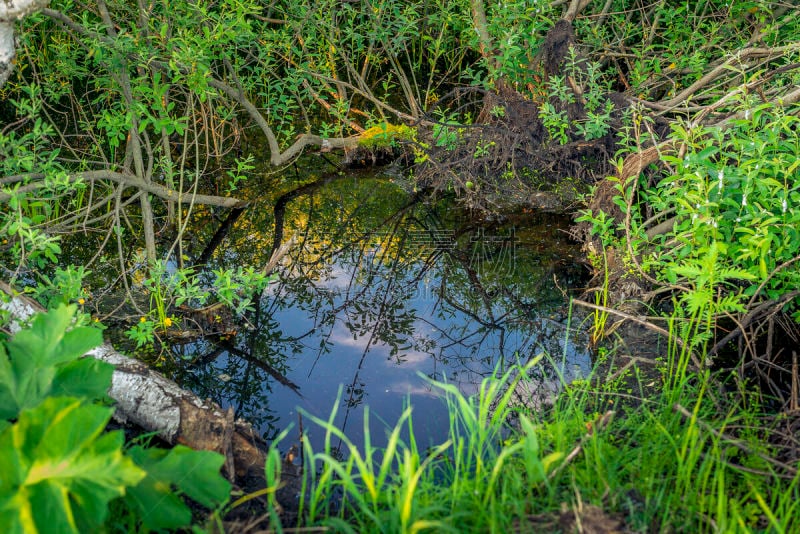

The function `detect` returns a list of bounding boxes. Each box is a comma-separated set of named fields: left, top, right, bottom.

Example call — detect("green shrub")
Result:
left=581, top=101, right=800, bottom=337
left=0, top=304, right=231, bottom=532
left=645, top=103, right=800, bottom=322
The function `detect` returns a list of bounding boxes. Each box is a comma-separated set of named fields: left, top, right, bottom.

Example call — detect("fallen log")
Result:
left=0, top=282, right=267, bottom=483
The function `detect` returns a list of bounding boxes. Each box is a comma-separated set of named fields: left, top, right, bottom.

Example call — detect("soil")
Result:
left=407, top=18, right=632, bottom=217
left=519, top=503, right=629, bottom=534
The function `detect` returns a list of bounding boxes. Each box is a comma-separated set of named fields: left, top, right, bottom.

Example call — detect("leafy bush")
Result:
left=539, top=48, right=616, bottom=146
left=0, top=304, right=231, bottom=532
left=580, top=101, right=800, bottom=346
left=643, top=103, right=800, bottom=319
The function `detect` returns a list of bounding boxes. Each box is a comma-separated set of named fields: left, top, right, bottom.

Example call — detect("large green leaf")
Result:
left=125, top=445, right=231, bottom=529
left=50, top=358, right=114, bottom=400
left=0, top=344, right=18, bottom=420
left=0, top=397, right=145, bottom=534
left=0, top=304, right=104, bottom=420
left=6, top=304, right=101, bottom=365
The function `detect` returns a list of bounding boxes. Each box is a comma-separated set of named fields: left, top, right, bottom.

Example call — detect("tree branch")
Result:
left=0, top=171, right=245, bottom=208
left=563, top=0, right=592, bottom=24
left=205, top=77, right=360, bottom=166
left=635, top=43, right=800, bottom=114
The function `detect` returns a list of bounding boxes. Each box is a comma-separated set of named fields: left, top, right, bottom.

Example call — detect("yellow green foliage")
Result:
left=357, top=123, right=416, bottom=148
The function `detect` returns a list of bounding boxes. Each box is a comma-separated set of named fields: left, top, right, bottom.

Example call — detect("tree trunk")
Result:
left=0, top=282, right=267, bottom=483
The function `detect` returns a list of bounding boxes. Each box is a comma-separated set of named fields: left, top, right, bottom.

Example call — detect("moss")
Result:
left=357, top=123, right=416, bottom=148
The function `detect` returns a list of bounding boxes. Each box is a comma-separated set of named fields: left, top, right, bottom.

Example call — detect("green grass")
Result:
left=258, top=349, right=799, bottom=533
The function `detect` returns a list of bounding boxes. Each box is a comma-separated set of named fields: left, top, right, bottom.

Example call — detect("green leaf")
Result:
left=50, top=358, right=114, bottom=400
left=0, top=397, right=145, bottom=534
left=8, top=304, right=101, bottom=366
left=696, top=146, right=719, bottom=160
left=0, top=344, right=17, bottom=419
left=0, top=305, right=104, bottom=419
left=125, top=445, right=231, bottom=529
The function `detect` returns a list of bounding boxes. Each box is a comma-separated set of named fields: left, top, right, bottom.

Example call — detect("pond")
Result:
left=163, top=166, right=592, bottom=451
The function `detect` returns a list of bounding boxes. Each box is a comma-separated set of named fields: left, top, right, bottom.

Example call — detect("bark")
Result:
left=469, top=0, right=496, bottom=71
left=0, top=170, right=246, bottom=208
left=562, top=0, right=592, bottom=24
left=0, top=0, right=50, bottom=87
left=0, top=282, right=267, bottom=482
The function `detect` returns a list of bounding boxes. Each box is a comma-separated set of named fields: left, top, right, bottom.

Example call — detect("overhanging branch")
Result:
left=1, top=170, right=245, bottom=208
left=41, top=7, right=365, bottom=168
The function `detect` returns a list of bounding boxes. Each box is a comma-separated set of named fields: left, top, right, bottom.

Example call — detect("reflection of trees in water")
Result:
left=177, top=176, right=587, bottom=440
left=171, top=339, right=284, bottom=439
left=286, top=192, right=583, bottom=377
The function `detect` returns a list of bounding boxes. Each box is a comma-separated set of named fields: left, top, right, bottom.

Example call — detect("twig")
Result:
left=573, top=299, right=675, bottom=343
left=791, top=352, right=798, bottom=413
left=673, top=403, right=798, bottom=477
left=0, top=171, right=244, bottom=208
left=262, top=235, right=296, bottom=277
left=574, top=298, right=705, bottom=370
left=549, top=411, right=615, bottom=480
left=603, top=355, right=658, bottom=387
left=708, top=290, right=800, bottom=358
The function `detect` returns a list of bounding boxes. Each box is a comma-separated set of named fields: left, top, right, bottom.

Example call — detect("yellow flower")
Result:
left=163, top=317, right=173, bottom=328
left=78, top=298, right=85, bottom=305
left=140, top=316, right=146, bottom=323
left=667, top=62, right=677, bottom=70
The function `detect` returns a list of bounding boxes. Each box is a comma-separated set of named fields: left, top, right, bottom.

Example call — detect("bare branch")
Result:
left=635, top=44, right=800, bottom=114
left=1, top=171, right=245, bottom=208
left=562, top=0, right=592, bottom=24
left=205, top=77, right=360, bottom=166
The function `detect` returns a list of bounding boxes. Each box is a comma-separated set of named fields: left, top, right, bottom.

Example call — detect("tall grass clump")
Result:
left=292, top=357, right=565, bottom=533
left=258, top=344, right=799, bottom=532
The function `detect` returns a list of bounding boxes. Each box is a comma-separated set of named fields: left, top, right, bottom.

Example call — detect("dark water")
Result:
left=166, top=170, right=592, bottom=450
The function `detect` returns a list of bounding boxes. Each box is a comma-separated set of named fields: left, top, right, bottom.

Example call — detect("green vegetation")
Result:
left=579, top=101, right=800, bottom=357
left=125, top=259, right=276, bottom=349
left=1, top=0, right=799, bottom=531
left=357, top=123, right=417, bottom=149
left=0, top=305, right=231, bottom=532
left=2, top=305, right=798, bottom=531
left=259, top=353, right=798, bottom=532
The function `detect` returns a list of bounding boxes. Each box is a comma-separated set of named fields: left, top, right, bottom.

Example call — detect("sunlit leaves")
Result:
left=123, top=445, right=231, bottom=530
left=641, top=104, right=800, bottom=320
left=0, top=304, right=232, bottom=531
left=0, top=304, right=108, bottom=420
left=0, top=398, right=145, bottom=534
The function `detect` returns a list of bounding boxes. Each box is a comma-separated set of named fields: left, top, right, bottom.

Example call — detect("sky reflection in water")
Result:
left=175, top=176, right=591, bottom=451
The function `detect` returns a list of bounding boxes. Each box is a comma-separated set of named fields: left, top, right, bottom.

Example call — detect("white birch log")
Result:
left=0, top=282, right=267, bottom=481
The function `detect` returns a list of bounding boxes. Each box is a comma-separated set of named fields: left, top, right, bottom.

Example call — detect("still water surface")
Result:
left=170, top=172, right=591, bottom=450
